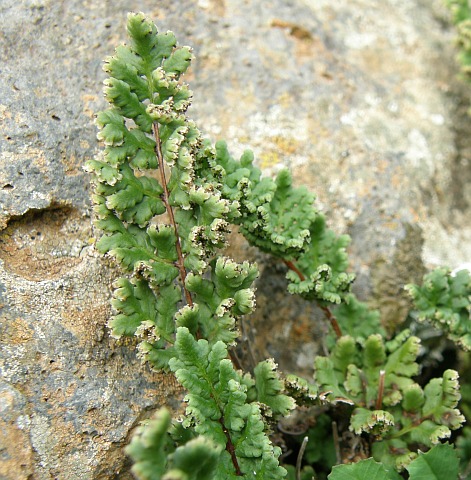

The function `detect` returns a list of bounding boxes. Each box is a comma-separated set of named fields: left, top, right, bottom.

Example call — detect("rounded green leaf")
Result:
left=328, top=458, right=402, bottom=480
left=406, top=443, right=459, bottom=480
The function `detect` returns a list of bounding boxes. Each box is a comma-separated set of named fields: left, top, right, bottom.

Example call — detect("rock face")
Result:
left=0, top=0, right=470, bottom=478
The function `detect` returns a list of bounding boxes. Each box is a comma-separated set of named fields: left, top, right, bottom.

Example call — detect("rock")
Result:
left=0, top=0, right=469, bottom=477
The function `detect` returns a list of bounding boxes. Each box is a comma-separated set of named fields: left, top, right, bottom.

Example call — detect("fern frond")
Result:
left=286, top=215, right=355, bottom=304
left=314, top=332, right=465, bottom=469
left=169, top=327, right=287, bottom=478
left=406, top=268, right=471, bottom=351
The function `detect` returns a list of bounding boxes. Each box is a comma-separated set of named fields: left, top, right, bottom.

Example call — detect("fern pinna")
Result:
left=86, top=12, right=468, bottom=479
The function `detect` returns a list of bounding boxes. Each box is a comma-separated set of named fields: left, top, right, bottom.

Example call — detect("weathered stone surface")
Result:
left=0, top=0, right=470, bottom=478
left=0, top=208, right=184, bottom=479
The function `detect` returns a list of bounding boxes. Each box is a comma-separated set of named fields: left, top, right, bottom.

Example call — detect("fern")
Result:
left=86, top=12, right=292, bottom=477
left=126, top=408, right=221, bottom=480
left=328, top=457, right=402, bottom=480
left=169, top=327, right=287, bottom=478
left=328, top=444, right=460, bottom=480
left=406, top=268, right=471, bottom=351
left=315, top=331, right=465, bottom=470
left=286, top=215, right=355, bottom=305
left=87, top=12, right=469, bottom=479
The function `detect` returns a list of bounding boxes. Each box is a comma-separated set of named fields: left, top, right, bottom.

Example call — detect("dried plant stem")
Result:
left=296, top=435, right=309, bottom=480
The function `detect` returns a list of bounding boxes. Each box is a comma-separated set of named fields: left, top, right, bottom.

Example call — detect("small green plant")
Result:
left=315, top=332, right=464, bottom=469
left=406, top=268, right=471, bottom=351
left=86, top=12, right=470, bottom=479
left=446, top=0, right=471, bottom=84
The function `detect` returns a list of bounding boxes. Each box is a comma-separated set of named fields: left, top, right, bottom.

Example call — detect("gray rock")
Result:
left=0, top=0, right=469, bottom=477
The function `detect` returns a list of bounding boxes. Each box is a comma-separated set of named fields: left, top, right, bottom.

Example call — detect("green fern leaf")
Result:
left=254, top=359, right=296, bottom=417
left=350, top=408, right=395, bottom=436
left=163, top=437, right=221, bottom=480
left=85, top=159, right=121, bottom=185
left=314, top=331, right=464, bottom=469
left=109, top=277, right=159, bottom=337
left=104, top=48, right=149, bottom=100
left=162, top=46, right=193, bottom=75
left=314, top=356, right=353, bottom=405
left=169, top=328, right=285, bottom=478
left=239, top=169, right=316, bottom=259
left=422, top=370, right=465, bottom=431
left=125, top=408, right=174, bottom=480
left=126, top=13, right=177, bottom=72
left=99, top=164, right=165, bottom=227
left=406, top=443, right=460, bottom=480
left=284, top=374, right=318, bottom=406
left=382, top=334, right=420, bottom=405
left=104, top=78, right=152, bottom=131
left=126, top=408, right=223, bottom=480
left=328, top=458, right=402, bottom=480
left=286, top=215, right=355, bottom=304
left=95, top=109, right=157, bottom=169
left=330, top=294, right=385, bottom=346
left=406, top=268, right=471, bottom=351
left=213, top=257, right=259, bottom=298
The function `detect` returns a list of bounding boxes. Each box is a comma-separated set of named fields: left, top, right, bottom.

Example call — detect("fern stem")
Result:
left=194, top=351, right=242, bottom=475
left=375, top=369, right=386, bottom=410
left=218, top=416, right=243, bottom=476
left=152, top=121, right=193, bottom=307
left=284, top=259, right=305, bottom=280
left=283, top=259, right=343, bottom=338
left=389, top=416, right=430, bottom=439
left=229, top=348, right=243, bottom=371
left=319, top=306, right=342, bottom=338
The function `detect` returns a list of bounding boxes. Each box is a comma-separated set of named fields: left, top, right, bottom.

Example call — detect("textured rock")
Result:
left=0, top=0, right=470, bottom=478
